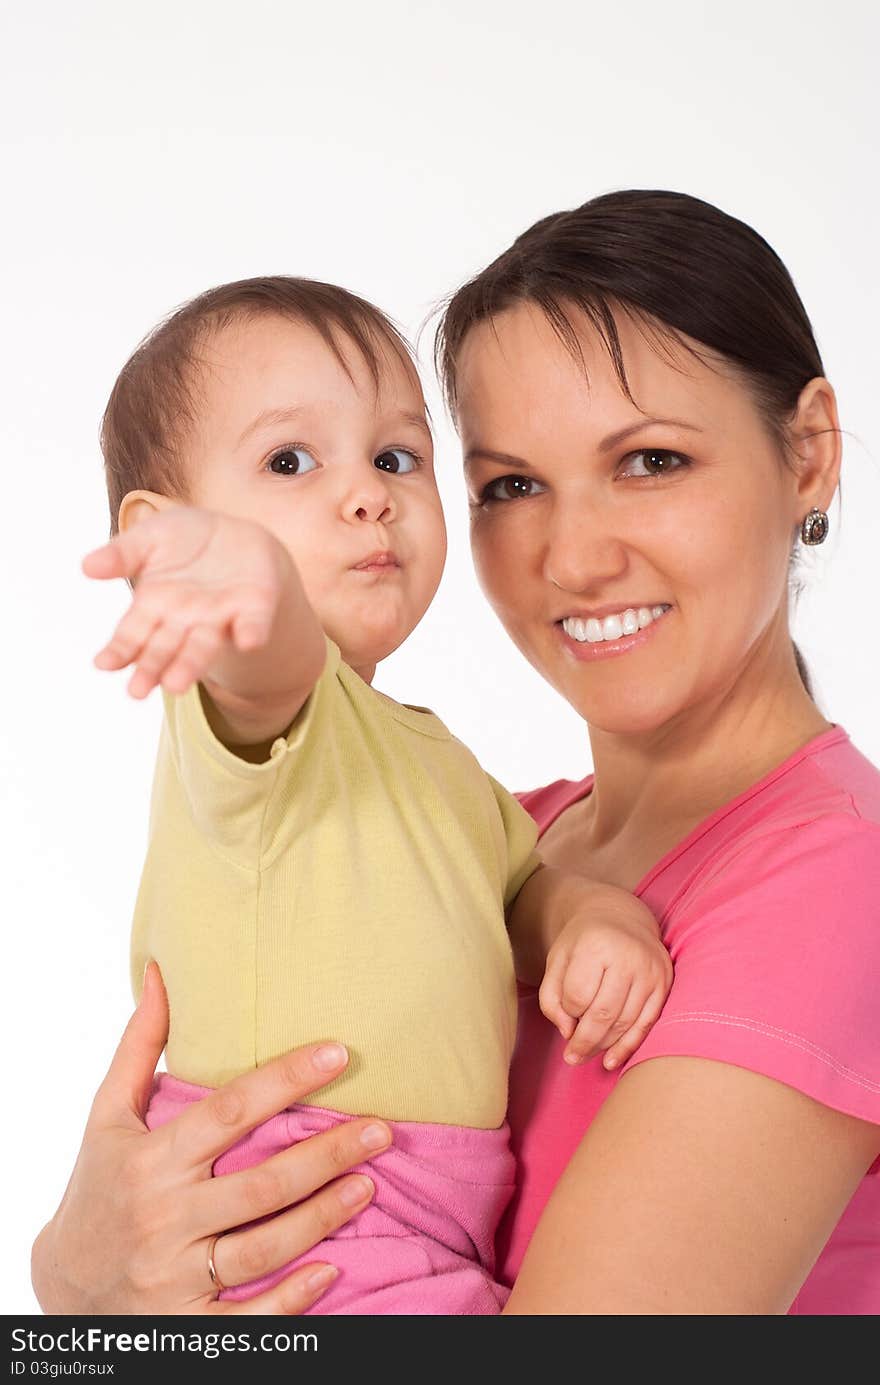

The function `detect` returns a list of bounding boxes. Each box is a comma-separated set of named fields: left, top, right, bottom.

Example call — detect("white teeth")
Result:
left=562, top=605, right=670, bottom=644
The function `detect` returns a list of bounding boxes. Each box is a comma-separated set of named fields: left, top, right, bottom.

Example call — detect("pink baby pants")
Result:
left=147, top=1074, right=514, bottom=1315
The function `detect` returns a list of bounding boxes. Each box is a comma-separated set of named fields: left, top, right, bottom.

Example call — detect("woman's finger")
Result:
left=164, top=1043, right=355, bottom=1169
left=190, top=1117, right=392, bottom=1238
left=89, top=961, right=170, bottom=1128
left=209, top=1261, right=340, bottom=1316
left=210, top=1173, right=375, bottom=1291
left=563, top=971, right=632, bottom=1064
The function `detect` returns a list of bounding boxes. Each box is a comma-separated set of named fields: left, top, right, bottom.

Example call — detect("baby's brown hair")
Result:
left=101, top=276, right=417, bottom=535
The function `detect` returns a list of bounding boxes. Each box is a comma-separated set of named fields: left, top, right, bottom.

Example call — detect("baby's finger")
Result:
left=538, top=961, right=580, bottom=1040
left=563, top=971, right=632, bottom=1065
left=602, top=988, right=667, bottom=1072
left=94, top=604, right=164, bottom=674
left=127, top=621, right=194, bottom=700
left=160, top=624, right=227, bottom=695
left=82, top=527, right=152, bottom=583
left=232, top=607, right=274, bottom=652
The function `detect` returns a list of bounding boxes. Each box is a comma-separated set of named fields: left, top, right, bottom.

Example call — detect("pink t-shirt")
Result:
left=499, top=726, right=880, bottom=1314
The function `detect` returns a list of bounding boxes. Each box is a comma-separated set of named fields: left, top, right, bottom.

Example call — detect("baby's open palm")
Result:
left=82, top=506, right=292, bottom=699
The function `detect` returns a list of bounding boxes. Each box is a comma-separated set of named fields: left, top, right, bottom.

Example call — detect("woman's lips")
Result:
left=556, top=605, right=672, bottom=661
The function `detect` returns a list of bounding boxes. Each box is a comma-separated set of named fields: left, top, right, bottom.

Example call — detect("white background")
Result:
left=2, top=1, right=877, bottom=1313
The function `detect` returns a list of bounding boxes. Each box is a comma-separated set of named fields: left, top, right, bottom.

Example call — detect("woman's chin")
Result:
left=552, top=673, right=686, bottom=738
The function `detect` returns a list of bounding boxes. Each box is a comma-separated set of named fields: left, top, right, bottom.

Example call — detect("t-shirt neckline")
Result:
left=540, top=724, right=848, bottom=898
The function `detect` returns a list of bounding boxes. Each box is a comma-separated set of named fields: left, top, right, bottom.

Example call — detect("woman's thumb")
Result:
left=91, top=961, right=169, bottom=1126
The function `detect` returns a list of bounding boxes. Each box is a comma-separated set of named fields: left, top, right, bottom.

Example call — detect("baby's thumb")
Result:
left=538, top=974, right=576, bottom=1041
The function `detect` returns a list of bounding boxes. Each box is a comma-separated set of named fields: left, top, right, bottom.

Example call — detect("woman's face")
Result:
left=456, top=302, right=807, bottom=736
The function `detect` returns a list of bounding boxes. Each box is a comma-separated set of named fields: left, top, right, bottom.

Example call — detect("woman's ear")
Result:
left=117, top=490, right=178, bottom=534
left=788, top=377, right=842, bottom=517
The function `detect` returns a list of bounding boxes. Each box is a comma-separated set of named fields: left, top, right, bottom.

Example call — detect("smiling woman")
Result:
left=454, top=302, right=834, bottom=737
left=434, top=189, right=880, bottom=1312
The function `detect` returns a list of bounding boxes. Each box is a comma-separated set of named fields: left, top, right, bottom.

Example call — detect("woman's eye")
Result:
left=266, top=447, right=318, bottom=476
left=618, top=448, right=689, bottom=479
left=374, top=448, right=419, bottom=474
left=480, top=474, right=545, bottom=503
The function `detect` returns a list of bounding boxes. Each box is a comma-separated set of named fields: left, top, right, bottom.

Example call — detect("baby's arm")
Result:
left=508, top=867, right=673, bottom=1070
left=82, top=505, right=325, bottom=751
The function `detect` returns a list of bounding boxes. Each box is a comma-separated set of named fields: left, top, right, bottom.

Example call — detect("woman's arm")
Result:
left=504, top=1055, right=880, bottom=1315
left=32, top=965, right=391, bottom=1315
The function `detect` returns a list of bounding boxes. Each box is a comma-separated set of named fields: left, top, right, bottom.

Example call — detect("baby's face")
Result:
left=184, top=314, right=446, bottom=677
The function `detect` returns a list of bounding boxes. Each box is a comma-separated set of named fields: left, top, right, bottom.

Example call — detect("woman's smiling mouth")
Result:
left=557, top=604, right=673, bottom=659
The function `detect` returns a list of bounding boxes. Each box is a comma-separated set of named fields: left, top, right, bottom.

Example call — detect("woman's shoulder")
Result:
left=806, top=727, right=880, bottom=825
left=632, top=732, right=880, bottom=1130
left=646, top=727, right=880, bottom=908
left=709, top=726, right=880, bottom=838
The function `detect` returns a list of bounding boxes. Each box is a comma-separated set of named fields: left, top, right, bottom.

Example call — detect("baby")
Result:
left=84, top=277, right=672, bottom=1315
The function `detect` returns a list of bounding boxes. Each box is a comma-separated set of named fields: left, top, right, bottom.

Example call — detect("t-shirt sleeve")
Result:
left=489, top=775, right=543, bottom=908
left=158, top=635, right=340, bottom=864
left=625, top=814, right=880, bottom=1129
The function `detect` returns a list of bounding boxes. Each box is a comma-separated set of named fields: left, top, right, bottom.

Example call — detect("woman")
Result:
left=32, top=190, right=880, bottom=1315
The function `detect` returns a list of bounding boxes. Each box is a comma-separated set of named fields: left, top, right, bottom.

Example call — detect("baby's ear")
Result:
left=118, top=489, right=177, bottom=533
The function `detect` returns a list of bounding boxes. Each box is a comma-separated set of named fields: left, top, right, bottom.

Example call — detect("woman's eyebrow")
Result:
left=465, top=420, right=704, bottom=472
left=598, top=418, right=705, bottom=451
left=464, top=448, right=535, bottom=472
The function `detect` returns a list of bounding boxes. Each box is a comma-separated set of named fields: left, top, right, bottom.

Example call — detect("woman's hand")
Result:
left=31, top=964, right=392, bottom=1315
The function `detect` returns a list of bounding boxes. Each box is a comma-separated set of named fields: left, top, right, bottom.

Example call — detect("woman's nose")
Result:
left=543, top=501, right=628, bottom=594
left=341, top=466, right=395, bottom=525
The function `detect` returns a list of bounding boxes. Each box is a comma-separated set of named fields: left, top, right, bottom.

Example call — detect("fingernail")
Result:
left=564, top=1052, right=581, bottom=1066
left=313, top=1044, right=348, bottom=1072
left=339, top=1176, right=374, bottom=1207
left=360, top=1123, right=391, bottom=1151
left=306, top=1264, right=339, bottom=1293
left=604, top=1056, right=618, bottom=1070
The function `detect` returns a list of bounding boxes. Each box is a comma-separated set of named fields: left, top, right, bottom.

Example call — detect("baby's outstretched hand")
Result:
left=83, top=506, right=294, bottom=700
left=538, top=889, right=673, bottom=1071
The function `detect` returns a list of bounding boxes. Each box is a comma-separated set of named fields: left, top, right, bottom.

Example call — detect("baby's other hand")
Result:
left=82, top=506, right=293, bottom=700
left=538, top=891, right=673, bottom=1072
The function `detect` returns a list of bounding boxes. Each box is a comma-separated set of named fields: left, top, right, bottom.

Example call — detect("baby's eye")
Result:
left=480, top=474, right=546, bottom=503
left=374, top=448, right=419, bottom=474
left=267, top=447, right=318, bottom=476
left=618, top=449, right=689, bottom=479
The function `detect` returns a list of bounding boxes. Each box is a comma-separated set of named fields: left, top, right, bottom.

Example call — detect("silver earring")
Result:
left=801, top=507, right=829, bottom=546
